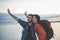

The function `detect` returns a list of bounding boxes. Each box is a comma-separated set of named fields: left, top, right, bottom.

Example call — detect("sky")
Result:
left=0, top=0, right=60, bottom=15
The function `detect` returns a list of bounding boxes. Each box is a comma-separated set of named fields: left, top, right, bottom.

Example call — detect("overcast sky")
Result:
left=0, top=0, right=60, bottom=15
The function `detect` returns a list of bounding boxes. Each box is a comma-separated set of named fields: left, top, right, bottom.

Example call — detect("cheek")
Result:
left=34, top=18, right=38, bottom=22
left=34, top=18, right=37, bottom=21
left=29, top=18, right=32, bottom=21
left=33, top=18, right=36, bottom=22
left=33, top=18, right=35, bottom=21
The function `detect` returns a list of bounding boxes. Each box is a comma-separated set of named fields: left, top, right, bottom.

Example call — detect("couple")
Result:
left=7, top=9, right=46, bottom=40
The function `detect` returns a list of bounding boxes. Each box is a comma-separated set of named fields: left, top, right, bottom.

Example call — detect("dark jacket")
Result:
left=18, top=18, right=37, bottom=40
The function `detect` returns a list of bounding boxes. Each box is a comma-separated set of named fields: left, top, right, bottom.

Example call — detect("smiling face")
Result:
left=33, top=14, right=40, bottom=24
left=27, top=14, right=33, bottom=23
left=33, top=16, right=38, bottom=23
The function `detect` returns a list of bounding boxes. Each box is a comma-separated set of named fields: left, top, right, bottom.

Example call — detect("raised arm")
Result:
left=7, top=9, right=27, bottom=28
left=7, top=9, right=18, bottom=21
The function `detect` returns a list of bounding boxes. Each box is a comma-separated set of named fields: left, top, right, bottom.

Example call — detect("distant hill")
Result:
left=49, top=17, right=60, bottom=23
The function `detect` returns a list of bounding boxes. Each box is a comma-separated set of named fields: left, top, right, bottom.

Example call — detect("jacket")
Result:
left=18, top=18, right=37, bottom=40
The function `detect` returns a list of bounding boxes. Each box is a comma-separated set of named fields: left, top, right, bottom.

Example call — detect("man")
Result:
left=7, top=9, right=37, bottom=40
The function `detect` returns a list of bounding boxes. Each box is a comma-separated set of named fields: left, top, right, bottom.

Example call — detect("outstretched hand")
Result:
left=7, top=9, right=18, bottom=21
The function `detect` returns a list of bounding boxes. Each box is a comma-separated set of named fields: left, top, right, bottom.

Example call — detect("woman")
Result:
left=33, top=14, right=47, bottom=40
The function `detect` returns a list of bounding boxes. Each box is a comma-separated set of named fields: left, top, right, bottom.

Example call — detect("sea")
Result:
left=0, top=13, right=60, bottom=40
left=0, top=13, right=60, bottom=25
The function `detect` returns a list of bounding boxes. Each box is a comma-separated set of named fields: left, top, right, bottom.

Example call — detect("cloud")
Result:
left=0, top=0, right=60, bottom=15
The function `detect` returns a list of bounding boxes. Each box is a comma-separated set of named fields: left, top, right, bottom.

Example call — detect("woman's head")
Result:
left=33, top=14, right=40, bottom=23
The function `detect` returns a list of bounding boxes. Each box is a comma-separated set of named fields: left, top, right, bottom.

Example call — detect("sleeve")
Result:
left=18, top=18, right=27, bottom=28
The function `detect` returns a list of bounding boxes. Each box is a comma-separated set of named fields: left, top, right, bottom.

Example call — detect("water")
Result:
left=0, top=21, right=60, bottom=40
left=0, top=13, right=60, bottom=40
left=0, top=13, right=26, bottom=25
left=0, top=13, right=60, bottom=25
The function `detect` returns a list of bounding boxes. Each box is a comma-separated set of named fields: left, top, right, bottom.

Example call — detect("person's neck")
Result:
left=28, top=22, right=32, bottom=26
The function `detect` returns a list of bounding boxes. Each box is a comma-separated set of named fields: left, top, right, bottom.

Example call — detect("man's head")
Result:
left=33, top=14, right=40, bottom=23
left=27, top=14, right=33, bottom=23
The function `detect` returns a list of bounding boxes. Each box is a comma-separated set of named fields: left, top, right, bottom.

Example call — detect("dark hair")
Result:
left=33, top=14, right=40, bottom=22
left=28, top=14, right=33, bottom=17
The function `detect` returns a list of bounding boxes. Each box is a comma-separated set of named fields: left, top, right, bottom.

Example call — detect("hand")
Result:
left=7, top=9, right=11, bottom=14
left=24, top=11, right=27, bottom=17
